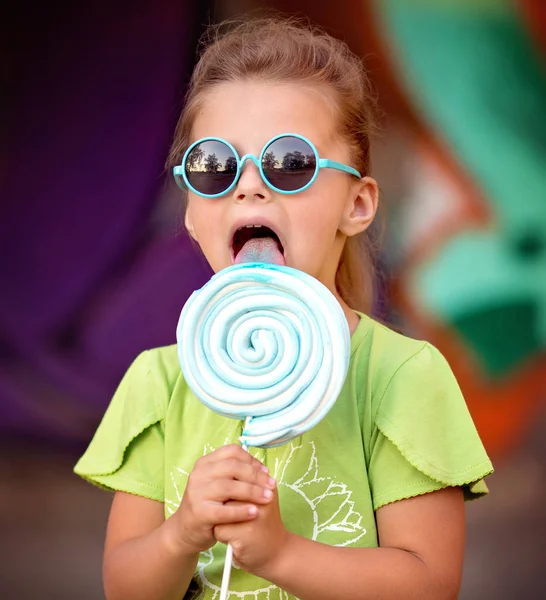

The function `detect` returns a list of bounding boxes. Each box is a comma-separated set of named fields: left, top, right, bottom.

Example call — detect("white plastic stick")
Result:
left=219, top=543, right=234, bottom=600
left=219, top=419, right=251, bottom=600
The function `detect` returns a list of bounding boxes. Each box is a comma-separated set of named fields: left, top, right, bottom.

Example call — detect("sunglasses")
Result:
left=173, top=133, right=361, bottom=198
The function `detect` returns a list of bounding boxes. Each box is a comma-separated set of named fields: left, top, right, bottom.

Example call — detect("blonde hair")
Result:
left=168, top=15, right=381, bottom=314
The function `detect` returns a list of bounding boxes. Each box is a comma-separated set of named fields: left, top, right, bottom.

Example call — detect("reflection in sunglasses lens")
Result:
left=185, top=140, right=238, bottom=196
left=262, top=136, right=316, bottom=191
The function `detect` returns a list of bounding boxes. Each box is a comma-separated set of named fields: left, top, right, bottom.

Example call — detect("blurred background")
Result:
left=1, top=0, right=545, bottom=598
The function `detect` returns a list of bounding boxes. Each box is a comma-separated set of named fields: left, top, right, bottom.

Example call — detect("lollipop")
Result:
left=177, top=262, right=350, bottom=447
left=176, top=262, right=350, bottom=597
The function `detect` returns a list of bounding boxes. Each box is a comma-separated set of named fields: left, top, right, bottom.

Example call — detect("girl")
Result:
left=75, top=16, right=493, bottom=600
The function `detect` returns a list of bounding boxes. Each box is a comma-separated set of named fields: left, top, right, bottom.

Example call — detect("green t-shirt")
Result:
left=75, top=313, right=493, bottom=599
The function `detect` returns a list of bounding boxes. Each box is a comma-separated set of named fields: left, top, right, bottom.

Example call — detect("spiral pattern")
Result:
left=176, top=263, right=350, bottom=448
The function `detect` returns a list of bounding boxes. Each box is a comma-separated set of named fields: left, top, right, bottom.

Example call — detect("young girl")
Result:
left=75, top=16, right=493, bottom=600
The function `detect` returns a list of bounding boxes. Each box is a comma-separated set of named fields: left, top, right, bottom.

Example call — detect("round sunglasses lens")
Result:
left=262, top=136, right=317, bottom=191
left=185, top=140, right=238, bottom=195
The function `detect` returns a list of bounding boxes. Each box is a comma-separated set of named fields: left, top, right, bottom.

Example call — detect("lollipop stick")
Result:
left=219, top=543, right=234, bottom=600
left=219, top=419, right=251, bottom=600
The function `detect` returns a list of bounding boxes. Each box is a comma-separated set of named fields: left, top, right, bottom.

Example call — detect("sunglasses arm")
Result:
left=319, top=159, right=361, bottom=179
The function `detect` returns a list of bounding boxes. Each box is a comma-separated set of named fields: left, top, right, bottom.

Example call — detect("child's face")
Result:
left=185, top=80, right=377, bottom=295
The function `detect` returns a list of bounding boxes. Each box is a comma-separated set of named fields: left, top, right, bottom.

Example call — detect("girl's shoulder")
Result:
left=351, top=313, right=493, bottom=499
left=351, top=313, right=450, bottom=390
left=135, top=344, right=181, bottom=389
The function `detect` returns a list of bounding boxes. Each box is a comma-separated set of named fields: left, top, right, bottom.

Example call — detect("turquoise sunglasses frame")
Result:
left=173, top=133, right=362, bottom=198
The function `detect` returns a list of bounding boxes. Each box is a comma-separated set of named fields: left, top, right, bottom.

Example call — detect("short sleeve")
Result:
left=74, top=350, right=169, bottom=501
left=369, top=342, right=493, bottom=509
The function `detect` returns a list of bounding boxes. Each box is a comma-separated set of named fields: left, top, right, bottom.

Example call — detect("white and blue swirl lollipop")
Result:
left=176, top=262, right=350, bottom=448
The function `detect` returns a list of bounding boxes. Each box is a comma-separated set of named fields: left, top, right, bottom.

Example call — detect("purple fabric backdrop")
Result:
left=1, top=2, right=212, bottom=442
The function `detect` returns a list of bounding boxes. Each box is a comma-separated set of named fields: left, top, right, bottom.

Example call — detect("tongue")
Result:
left=234, top=237, right=285, bottom=266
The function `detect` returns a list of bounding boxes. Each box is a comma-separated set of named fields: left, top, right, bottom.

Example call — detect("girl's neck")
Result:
left=335, top=293, right=360, bottom=335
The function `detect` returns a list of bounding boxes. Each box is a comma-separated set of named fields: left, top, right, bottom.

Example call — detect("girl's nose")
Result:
left=233, top=156, right=271, bottom=202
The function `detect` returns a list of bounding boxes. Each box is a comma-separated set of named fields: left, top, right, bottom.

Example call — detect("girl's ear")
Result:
left=339, top=176, right=378, bottom=237
left=184, top=209, right=198, bottom=241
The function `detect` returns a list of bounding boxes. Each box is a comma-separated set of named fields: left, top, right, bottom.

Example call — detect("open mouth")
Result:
left=231, top=225, right=285, bottom=265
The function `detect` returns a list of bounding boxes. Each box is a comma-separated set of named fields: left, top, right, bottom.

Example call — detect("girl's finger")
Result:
left=200, top=444, right=268, bottom=472
left=207, top=479, right=274, bottom=505
left=204, top=501, right=258, bottom=526
left=206, top=458, right=276, bottom=490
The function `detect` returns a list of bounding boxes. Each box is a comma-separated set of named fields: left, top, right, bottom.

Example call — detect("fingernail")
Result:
left=261, top=465, right=269, bottom=473
left=264, top=489, right=273, bottom=500
left=248, top=505, right=257, bottom=516
left=268, top=477, right=276, bottom=488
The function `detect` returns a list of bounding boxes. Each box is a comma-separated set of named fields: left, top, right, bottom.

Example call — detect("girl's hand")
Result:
left=170, top=444, right=276, bottom=555
left=213, top=486, right=289, bottom=576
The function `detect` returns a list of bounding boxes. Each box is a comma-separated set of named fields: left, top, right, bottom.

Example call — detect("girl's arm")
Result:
left=271, top=487, right=464, bottom=600
left=102, top=445, right=275, bottom=600
left=218, top=487, right=465, bottom=600
left=102, top=492, right=198, bottom=600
